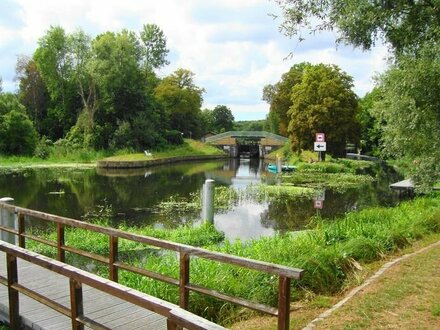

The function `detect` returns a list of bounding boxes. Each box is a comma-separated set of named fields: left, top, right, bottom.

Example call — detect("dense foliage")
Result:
left=264, top=63, right=360, bottom=156
left=275, top=0, right=440, bottom=56
left=276, top=0, right=440, bottom=190
left=5, top=25, right=236, bottom=156
left=372, top=45, right=440, bottom=192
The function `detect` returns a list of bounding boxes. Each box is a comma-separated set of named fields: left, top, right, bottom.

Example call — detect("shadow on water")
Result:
left=0, top=159, right=403, bottom=241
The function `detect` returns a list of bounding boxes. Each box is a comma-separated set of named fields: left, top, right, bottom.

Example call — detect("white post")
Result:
left=202, top=179, right=215, bottom=224
left=0, top=197, right=16, bottom=244
left=276, top=156, right=282, bottom=174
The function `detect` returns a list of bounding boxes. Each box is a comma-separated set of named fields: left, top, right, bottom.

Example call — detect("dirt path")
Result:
left=305, top=240, right=440, bottom=329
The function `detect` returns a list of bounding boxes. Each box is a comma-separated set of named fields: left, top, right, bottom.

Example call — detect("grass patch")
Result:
left=102, top=139, right=225, bottom=162
left=0, top=148, right=110, bottom=167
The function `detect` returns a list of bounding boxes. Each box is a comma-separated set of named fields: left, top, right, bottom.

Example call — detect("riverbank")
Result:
left=97, top=139, right=227, bottom=168
left=0, top=139, right=226, bottom=169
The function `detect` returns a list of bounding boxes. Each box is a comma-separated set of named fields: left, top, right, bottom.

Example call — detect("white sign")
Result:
left=314, top=142, right=327, bottom=151
left=314, top=200, right=324, bottom=209
left=316, top=133, right=325, bottom=142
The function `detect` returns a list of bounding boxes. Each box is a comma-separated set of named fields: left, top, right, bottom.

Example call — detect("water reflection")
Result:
left=0, top=158, right=402, bottom=241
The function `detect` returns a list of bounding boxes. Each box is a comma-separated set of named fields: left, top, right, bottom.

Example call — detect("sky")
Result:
left=0, top=0, right=389, bottom=121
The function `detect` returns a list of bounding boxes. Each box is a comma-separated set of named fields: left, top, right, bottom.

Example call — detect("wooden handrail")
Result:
left=0, top=202, right=304, bottom=329
left=0, top=241, right=224, bottom=330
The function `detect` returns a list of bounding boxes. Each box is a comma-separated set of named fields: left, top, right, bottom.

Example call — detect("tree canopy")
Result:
left=288, top=64, right=359, bottom=156
left=275, top=0, right=440, bottom=55
left=263, top=63, right=308, bottom=136
left=372, top=45, right=440, bottom=191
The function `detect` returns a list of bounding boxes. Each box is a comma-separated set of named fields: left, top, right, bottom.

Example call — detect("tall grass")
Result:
left=25, top=194, right=440, bottom=325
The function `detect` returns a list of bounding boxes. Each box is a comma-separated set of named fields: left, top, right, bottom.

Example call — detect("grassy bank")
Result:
left=26, top=193, right=440, bottom=325
left=0, top=139, right=224, bottom=168
left=101, top=139, right=225, bottom=162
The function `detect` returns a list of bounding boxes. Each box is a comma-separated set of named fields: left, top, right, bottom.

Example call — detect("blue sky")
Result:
left=0, top=0, right=388, bottom=121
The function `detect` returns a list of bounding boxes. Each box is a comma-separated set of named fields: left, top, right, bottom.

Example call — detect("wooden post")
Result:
left=179, top=252, right=190, bottom=310
left=6, top=254, right=20, bottom=329
left=277, top=276, right=291, bottom=330
left=69, top=278, right=84, bottom=330
left=109, top=235, right=119, bottom=282
left=17, top=213, right=25, bottom=249
left=57, top=223, right=65, bottom=262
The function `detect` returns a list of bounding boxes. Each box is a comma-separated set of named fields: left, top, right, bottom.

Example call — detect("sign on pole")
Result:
left=316, top=133, right=325, bottom=142
left=314, top=200, right=324, bottom=209
left=314, top=142, right=327, bottom=152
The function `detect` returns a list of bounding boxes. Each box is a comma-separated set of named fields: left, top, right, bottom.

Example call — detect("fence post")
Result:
left=202, top=179, right=215, bottom=224
left=0, top=197, right=16, bottom=245
left=69, top=278, right=84, bottom=330
left=7, top=253, right=20, bottom=329
left=57, top=223, right=65, bottom=262
left=278, top=276, right=291, bottom=330
left=17, top=213, right=25, bottom=248
left=109, top=235, right=119, bottom=282
left=179, top=252, right=190, bottom=310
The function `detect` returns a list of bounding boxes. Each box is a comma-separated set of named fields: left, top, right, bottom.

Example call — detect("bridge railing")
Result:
left=0, top=202, right=304, bottom=330
left=0, top=240, right=225, bottom=330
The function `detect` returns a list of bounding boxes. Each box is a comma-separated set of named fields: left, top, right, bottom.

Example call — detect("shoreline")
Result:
left=97, top=154, right=229, bottom=169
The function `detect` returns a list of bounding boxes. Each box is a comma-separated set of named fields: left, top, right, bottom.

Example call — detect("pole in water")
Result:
left=276, top=156, right=282, bottom=173
left=202, top=179, right=215, bottom=224
left=0, top=197, right=16, bottom=244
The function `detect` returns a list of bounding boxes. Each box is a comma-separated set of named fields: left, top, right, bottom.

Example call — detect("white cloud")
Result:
left=1, top=0, right=389, bottom=120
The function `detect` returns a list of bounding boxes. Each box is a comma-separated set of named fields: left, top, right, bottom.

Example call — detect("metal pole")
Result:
left=202, top=179, right=215, bottom=224
left=0, top=197, right=16, bottom=245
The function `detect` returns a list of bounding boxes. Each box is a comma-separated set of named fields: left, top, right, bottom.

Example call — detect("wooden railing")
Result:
left=0, top=240, right=225, bottom=330
left=0, top=202, right=304, bottom=329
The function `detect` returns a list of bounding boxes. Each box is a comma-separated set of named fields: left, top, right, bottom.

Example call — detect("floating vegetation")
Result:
left=281, top=172, right=374, bottom=193
left=245, top=183, right=315, bottom=202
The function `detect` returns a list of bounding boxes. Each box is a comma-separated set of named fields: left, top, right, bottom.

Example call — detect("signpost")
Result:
left=314, top=132, right=326, bottom=162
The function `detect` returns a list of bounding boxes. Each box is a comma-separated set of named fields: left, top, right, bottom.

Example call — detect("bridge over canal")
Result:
left=204, top=131, right=288, bottom=158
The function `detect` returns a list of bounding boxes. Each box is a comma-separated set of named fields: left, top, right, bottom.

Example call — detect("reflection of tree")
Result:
left=260, top=198, right=315, bottom=231
left=259, top=172, right=401, bottom=232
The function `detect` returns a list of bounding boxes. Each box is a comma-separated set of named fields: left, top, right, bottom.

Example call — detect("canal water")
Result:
left=0, top=159, right=401, bottom=241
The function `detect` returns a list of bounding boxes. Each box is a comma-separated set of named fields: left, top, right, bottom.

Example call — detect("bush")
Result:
left=0, top=110, right=38, bottom=155
left=164, top=130, right=184, bottom=145
left=34, top=136, right=52, bottom=159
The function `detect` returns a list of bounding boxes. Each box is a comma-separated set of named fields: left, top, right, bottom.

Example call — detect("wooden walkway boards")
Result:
left=0, top=251, right=167, bottom=329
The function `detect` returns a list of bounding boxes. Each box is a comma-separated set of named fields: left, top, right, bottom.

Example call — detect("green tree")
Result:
left=200, top=108, right=215, bottom=133
left=155, top=69, right=205, bottom=138
left=89, top=30, right=149, bottom=148
left=373, top=45, right=440, bottom=191
left=0, top=93, right=38, bottom=155
left=263, top=63, right=309, bottom=136
left=287, top=64, right=360, bottom=157
left=140, top=24, right=170, bottom=71
left=34, top=26, right=81, bottom=139
left=212, top=105, right=234, bottom=132
left=0, top=92, right=26, bottom=116
left=357, top=88, right=383, bottom=156
left=15, top=55, right=50, bottom=134
left=275, top=0, right=440, bottom=55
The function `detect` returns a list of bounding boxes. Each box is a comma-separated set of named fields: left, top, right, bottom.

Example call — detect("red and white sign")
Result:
left=316, top=133, right=325, bottom=142
left=314, top=200, right=324, bottom=209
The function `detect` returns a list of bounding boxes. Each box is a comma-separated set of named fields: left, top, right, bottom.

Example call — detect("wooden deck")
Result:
left=0, top=251, right=167, bottom=329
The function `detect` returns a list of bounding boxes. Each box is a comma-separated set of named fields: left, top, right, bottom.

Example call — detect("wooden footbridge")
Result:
left=0, top=201, right=304, bottom=329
